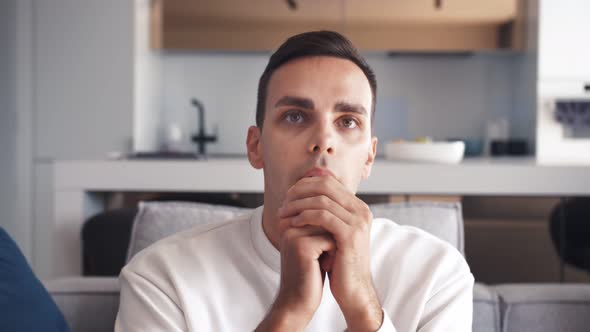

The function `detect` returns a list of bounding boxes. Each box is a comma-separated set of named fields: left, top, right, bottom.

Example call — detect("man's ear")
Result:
left=246, top=126, right=264, bottom=169
left=361, top=136, right=378, bottom=179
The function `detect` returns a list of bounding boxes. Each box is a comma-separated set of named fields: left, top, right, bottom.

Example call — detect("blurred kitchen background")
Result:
left=1, top=0, right=590, bottom=283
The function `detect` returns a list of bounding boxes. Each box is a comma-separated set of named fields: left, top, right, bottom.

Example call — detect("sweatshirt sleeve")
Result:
left=416, top=271, right=475, bottom=331
left=115, top=266, right=187, bottom=332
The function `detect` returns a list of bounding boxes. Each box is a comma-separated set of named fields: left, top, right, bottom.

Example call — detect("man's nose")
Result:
left=308, top=120, right=335, bottom=155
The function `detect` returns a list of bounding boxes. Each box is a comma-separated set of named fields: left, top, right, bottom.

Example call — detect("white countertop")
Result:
left=54, top=157, right=590, bottom=196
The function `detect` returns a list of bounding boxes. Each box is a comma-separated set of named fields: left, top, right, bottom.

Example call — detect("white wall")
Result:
left=30, top=0, right=138, bottom=278
left=538, top=0, right=590, bottom=81
left=33, top=0, right=135, bottom=160
left=133, top=0, right=163, bottom=152
left=512, top=0, right=538, bottom=152
left=0, top=0, right=140, bottom=278
left=0, top=0, right=23, bottom=252
left=159, top=52, right=523, bottom=156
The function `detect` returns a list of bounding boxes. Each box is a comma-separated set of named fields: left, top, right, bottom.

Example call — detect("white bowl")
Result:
left=384, top=141, right=465, bottom=164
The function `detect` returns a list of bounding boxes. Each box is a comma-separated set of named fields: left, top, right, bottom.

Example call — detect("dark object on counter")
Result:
left=490, top=139, right=528, bottom=156
left=490, top=140, right=508, bottom=156
left=191, top=98, right=218, bottom=155
left=447, top=138, right=483, bottom=157
left=554, top=100, right=590, bottom=127
left=507, top=140, right=528, bottom=155
left=129, top=151, right=200, bottom=159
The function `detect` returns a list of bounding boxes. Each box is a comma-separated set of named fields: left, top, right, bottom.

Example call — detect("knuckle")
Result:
left=361, top=204, right=373, bottom=220
left=318, top=195, right=329, bottom=206
left=283, top=228, right=297, bottom=241
left=357, top=222, right=370, bottom=233
left=318, top=209, right=330, bottom=220
left=286, top=186, right=296, bottom=199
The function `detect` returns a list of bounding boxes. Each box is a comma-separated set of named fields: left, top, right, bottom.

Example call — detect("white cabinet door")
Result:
left=539, top=0, right=590, bottom=81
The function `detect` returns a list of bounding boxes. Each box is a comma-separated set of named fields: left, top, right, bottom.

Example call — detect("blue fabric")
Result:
left=0, top=227, right=70, bottom=332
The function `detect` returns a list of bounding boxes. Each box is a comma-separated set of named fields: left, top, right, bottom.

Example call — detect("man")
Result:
left=115, top=31, right=473, bottom=331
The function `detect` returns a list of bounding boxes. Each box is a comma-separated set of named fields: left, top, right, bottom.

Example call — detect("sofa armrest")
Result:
left=43, top=277, right=120, bottom=332
left=495, top=283, right=590, bottom=332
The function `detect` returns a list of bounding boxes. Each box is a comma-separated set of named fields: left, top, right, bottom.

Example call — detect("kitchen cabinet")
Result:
left=151, top=0, right=525, bottom=52
left=538, top=0, right=590, bottom=81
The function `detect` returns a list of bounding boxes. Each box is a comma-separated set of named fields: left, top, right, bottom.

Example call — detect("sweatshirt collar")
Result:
left=250, top=206, right=281, bottom=273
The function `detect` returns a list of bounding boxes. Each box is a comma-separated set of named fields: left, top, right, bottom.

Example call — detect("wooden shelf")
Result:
left=151, top=0, right=525, bottom=52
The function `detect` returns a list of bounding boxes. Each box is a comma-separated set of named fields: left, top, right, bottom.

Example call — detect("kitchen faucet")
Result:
left=191, top=98, right=217, bottom=156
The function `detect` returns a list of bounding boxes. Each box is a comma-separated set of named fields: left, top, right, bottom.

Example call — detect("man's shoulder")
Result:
left=372, top=217, right=461, bottom=253
left=370, top=217, right=470, bottom=273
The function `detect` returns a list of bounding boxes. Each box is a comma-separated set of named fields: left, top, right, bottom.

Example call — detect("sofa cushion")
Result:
left=127, top=201, right=465, bottom=261
left=473, top=283, right=501, bottom=332
left=126, top=201, right=250, bottom=261
left=495, top=284, right=590, bottom=332
left=369, top=201, right=465, bottom=255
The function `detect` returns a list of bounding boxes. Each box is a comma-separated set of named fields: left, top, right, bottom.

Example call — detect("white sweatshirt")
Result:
left=115, top=206, right=474, bottom=331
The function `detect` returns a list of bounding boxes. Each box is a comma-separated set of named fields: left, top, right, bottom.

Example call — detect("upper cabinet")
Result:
left=151, top=0, right=525, bottom=52
left=538, top=0, right=590, bottom=81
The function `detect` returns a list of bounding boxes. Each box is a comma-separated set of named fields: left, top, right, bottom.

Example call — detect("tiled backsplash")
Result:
left=157, top=52, right=531, bottom=156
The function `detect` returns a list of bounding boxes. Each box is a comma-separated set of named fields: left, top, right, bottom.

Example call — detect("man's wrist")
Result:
left=256, top=303, right=312, bottom=332
left=341, top=290, right=384, bottom=332
left=344, top=304, right=384, bottom=332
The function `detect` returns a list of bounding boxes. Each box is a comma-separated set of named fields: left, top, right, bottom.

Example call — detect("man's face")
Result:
left=247, top=56, right=377, bottom=206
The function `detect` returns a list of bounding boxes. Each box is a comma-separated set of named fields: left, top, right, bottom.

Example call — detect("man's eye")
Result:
left=285, top=111, right=305, bottom=124
left=340, top=117, right=358, bottom=129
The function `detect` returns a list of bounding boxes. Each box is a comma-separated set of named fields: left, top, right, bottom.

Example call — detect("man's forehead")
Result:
left=266, top=57, right=372, bottom=109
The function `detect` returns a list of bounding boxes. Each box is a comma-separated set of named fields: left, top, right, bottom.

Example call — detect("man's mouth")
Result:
left=303, top=167, right=335, bottom=178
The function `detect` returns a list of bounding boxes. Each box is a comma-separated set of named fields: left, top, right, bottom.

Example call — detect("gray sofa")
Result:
left=44, top=201, right=590, bottom=332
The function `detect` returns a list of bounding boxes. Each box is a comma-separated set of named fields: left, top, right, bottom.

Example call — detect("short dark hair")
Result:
left=255, top=30, right=377, bottom=129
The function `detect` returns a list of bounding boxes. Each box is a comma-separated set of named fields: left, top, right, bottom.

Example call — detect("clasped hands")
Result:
left=261, top=175, right=383, bottom=332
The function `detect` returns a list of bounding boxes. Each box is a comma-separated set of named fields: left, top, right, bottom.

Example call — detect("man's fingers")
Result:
left=285, top=176, right=356, bottom=213
left=281, top=228, right=336, bottom=261
left=279, top=195, right=352, bottom=225
left=280, top=223, right=327, bottom=240
left=290, top=209, right=349, bottom=243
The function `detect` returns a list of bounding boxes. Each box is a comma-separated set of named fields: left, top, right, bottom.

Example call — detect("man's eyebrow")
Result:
left=334, top=101, right=368, bottom=116
left=274, top=96, right=314, bottom=109
left=274, top=96, right=368, bottom=116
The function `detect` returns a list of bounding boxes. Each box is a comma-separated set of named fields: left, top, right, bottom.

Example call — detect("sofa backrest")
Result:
left=126, top=200, right=465, bottom=261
